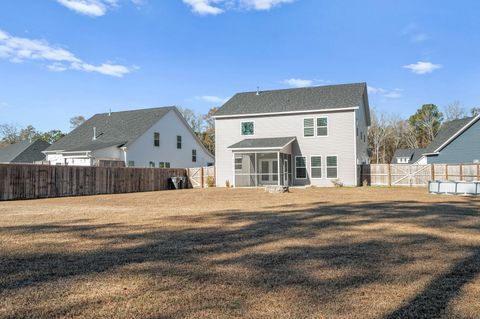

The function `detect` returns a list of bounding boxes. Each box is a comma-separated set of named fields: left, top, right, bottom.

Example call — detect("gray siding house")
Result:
left=424, top=115, right=480, bottom=164
left=0, top=140, right=50, bottom=164
left=214, top=83, right=371, bottom=187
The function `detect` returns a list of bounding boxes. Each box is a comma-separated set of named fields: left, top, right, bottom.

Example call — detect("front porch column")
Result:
left=277, top=152, right=281, bottom=186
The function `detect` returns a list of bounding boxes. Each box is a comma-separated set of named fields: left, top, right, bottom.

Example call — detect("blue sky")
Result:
left=1, top=0, right=480, bottom=132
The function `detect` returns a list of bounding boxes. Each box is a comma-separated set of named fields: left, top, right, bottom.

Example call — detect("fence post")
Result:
left=431, top=164, right=435, bottom=181
left=445, top=164, right=449, bottom=180
left=201, top=167, right=204, bottom=188
left=388, top=164, right=392, bottom=186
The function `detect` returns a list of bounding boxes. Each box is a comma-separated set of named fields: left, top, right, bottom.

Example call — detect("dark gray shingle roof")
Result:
left=0, top=140, right=50, bottom=163
left=46, top=107, right=174, bottom=152
left=425, top=117, right=476, bottom=153
left=228, top=137, right=296, bottom=150
left=391, top=148, right=426, bottom=164
left=215, top=82, right=370, bottom=124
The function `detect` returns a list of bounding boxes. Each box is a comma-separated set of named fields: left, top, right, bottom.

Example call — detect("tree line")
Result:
left=369, top=102, right=480, bottom=164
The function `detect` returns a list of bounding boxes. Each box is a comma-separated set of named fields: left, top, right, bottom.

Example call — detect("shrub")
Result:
left=206, top=176, right=215, bottom=188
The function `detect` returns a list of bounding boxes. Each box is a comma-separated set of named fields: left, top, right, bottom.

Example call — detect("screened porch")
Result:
left=228, top=137, right=296, bottom=188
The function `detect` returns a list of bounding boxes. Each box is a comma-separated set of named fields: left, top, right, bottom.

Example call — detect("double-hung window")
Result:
left=326, top=156, right=338, bottom=179
left=149, top=161, right=155, bottom=168
left=295, top=156, right=307, bottom=179
left=311, top=156, right=322, bottom=178
left=304, top=117, right=328, bottom=137
left=128, top=160, right=135, bottom=167
left=241, top=121, right=254, bottom=136
left=154, top=132, right=160, bottom=147
left=177, top=135, right=182, bottom=149
left=316, top=117, right=328, bottom=136
left=192, top=149, right=197, bottom=162
left=303, top=118, right=314, bottom=137
left=159, top=162, right=171, bottom=168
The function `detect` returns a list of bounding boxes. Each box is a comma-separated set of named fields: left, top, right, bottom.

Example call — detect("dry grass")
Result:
left=0, top=187, right=479, bottom=319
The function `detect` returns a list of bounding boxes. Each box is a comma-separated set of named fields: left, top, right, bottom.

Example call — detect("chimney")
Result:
left=256, top=86, right=260, bottom=96
left=92, top=127, right=97, bottom=140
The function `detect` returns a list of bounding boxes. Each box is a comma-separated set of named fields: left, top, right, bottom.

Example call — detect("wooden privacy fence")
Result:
left=0, top=164, right=187, bottom=201
left=361, top=163, right=480, bottom=187
left=187, top=166, right=215, bottom=188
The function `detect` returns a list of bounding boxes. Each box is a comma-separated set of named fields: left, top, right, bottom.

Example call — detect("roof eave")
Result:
left=214, top=107, right=359, bottom=119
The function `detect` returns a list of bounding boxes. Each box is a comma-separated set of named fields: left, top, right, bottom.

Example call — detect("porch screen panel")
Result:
left=234, top=153, right=256, bottom=187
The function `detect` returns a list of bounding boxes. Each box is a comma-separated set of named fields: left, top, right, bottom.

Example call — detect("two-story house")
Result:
left=214, top=83, right=370, bottom=187
left=44, top=106, right=214, bottom=168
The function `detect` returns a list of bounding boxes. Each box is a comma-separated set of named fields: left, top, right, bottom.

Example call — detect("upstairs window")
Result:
left=154, top=132, right=160, bottom=147
left=241, top=122, right=254, bottom=135
left=177, top=135, right=182, bottom=149
left=316, top=117, right=328, bottom=136
left=192, top=149, right=197, bottom=162
left=326, top=156, right=338, bottom=179
left=303, top=118, right=314, bottom=137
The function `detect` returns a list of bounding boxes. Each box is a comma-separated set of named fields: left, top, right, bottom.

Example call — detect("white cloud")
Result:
left=56, top=0, right=117, bottom=17
left=183, top=0, right=293, bottom=15
left=182, top=0, right=224, bottom=15
left=283, top=78, right=314, bottom=88
left=195, top=95, right=228, bottom=103
left=0, top=29, right=132, bottom=77
left=368, top=86, right=402, bottom=99
left=403, top=61, right=441, bottom=74
left=240, top=0, right=294, bottom=10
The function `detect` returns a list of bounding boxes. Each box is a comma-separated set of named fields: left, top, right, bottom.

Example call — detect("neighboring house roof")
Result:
left=228, top=137, right=296, bottom=150
left=0, top=140, right=50, bottom=163
left=391, top=148, right=426, bottom=164
left=215, top=82, right=370, bottom=125
left=425, top=116, right=479, bottom=154
left=46, top=106, right=173, bottom=152
left=46, top=106, right=214, bottom=159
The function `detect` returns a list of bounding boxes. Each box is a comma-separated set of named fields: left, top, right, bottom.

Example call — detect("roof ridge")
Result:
left=95, top=106, right=176, bottom=116
left=237, top=82, right=366, bottom=95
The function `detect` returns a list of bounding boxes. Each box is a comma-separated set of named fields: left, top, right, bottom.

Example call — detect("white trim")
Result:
left=213, top=107, right=360, bottom=119
left=310, top=155, right=322, bottom=179
left=353, top=111, right=357, bottom=185
left=326, top=155, right=338, bottom=179
left=432, top=114, right=480, bottom=152
left=295, top=156, right=307, bottom=179
left=303, top=117, right=315, bottom=138
left=240, top=120, right=255, bottom=136
left=229, top=138, right=296, bottom=152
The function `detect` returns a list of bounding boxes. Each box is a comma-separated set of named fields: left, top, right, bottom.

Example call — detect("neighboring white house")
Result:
left=391, top=148, right=427, bottom=165
left=44, top=106, right=214, bottom=168
left=214, top=83, right=371, bottom=187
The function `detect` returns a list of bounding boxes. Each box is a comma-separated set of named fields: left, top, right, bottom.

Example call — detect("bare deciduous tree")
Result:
left=444, top=101, right=467, bottom=121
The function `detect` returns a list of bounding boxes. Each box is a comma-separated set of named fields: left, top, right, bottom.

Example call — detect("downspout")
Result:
left=121, top=146, right=128, bottom=167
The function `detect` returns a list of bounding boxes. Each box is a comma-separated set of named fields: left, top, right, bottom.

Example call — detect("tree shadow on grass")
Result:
left=0, top=199, right=479, bottom=318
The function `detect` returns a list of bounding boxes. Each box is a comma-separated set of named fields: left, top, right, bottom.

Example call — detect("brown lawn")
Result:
left=0, top=187, right=479, bottom=319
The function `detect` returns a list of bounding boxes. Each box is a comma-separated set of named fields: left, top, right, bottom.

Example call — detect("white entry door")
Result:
left=260, top=159, right=278, bottom=183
